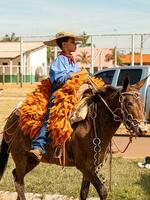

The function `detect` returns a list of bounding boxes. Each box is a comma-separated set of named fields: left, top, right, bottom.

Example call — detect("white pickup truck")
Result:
left=94, top=66, right=150, bottom=121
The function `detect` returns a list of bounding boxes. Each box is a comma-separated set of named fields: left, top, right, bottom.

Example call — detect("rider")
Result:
left=29, top=31, right=87, bottom=161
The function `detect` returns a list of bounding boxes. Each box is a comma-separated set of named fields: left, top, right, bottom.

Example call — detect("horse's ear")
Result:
left=121, top=76, right=130, bottom=92
left=133, top=74, right=150, bottom=90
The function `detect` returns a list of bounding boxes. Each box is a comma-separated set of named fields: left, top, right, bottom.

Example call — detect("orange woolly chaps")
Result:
left=19, top=74, right=104, bottom=147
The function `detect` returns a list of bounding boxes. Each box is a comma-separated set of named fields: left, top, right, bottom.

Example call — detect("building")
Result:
left=73, top=47, right=113, bottom=73
left=0, top=41, right=47, bottom=82
left=120, top=54, right=150, bottom=66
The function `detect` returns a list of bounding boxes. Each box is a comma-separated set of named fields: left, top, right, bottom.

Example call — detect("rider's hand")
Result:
left=71, top=69, right=88, bottom=78
left=80, top=69, right=88, bottom=75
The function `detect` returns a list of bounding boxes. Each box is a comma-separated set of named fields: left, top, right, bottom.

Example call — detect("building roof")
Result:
left=120, top=54, right=150, bottom=64
left=0, top=41, right=45, bottom=59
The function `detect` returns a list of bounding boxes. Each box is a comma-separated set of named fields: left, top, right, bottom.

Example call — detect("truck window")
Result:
left=117, top=69, right=142, bottom=86
left=95, top=70, right=115, bottom=84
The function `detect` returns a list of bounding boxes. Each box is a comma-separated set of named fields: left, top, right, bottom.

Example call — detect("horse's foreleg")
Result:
left=25, top=156, right=39, bottom=175
left=80, top=175, right=90, bottom=200
left=13, top=168, right=26, bottom=200
left=85, top=171, right=107, bottom=200
left=13, top=169, right=25, bottom=200
left=91, top=174, right=107, bottom=200
left=12, top=151, right=28, bottom=200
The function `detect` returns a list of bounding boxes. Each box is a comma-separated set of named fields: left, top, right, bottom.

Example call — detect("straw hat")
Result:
left=44, top=31, right=83, bottom=46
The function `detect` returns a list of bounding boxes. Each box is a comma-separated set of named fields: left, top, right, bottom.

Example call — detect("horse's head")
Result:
left=120, top=76, right=148, bottom=136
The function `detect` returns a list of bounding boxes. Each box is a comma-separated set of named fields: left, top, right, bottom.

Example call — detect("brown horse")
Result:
left=0, top=77, right=148, bottom=200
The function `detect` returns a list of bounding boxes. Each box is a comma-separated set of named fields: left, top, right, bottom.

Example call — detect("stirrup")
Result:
left=29, top=149, right=42, bottom=161
left=53, top=146, right=62, bottom=159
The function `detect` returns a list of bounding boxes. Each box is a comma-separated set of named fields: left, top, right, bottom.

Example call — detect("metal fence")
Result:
left=0, top=33, right=150, bottom=85
left=0, top=65, right=50, bottom=84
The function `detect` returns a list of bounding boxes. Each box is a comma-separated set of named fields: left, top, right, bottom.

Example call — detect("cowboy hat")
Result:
left=44, top=31, right=83, bottom=46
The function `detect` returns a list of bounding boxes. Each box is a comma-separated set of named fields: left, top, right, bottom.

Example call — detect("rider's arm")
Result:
left=50, top=56, right=78, bottom=85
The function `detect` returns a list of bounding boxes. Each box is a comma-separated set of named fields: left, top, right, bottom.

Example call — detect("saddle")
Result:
left=70, top=83, right=92, bottom=124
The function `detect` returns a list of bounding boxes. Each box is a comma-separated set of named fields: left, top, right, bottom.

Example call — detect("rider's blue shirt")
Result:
left=50, top=54, right=79, bottom=93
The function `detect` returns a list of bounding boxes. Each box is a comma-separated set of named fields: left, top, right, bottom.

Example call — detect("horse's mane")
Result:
left=87, top=85, right=119, bottom=104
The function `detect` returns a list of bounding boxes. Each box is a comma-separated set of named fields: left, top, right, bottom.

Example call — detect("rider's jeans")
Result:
left=31, top=100, right=53, bottom=154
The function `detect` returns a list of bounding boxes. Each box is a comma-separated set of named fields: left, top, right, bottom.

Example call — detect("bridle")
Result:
left=87, top=74, right=145, bottom=134
left=90, top=89, right=145, bottom=174
left=118, top=91, right=144, bottom=134
left=96, top=90, right=145, bottom=135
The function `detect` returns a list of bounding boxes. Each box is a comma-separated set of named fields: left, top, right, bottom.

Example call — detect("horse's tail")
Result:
left=0, top=137, right=9, bottom=180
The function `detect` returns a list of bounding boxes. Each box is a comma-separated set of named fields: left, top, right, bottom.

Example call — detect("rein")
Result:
left=87, top=75, right=140, bottom=172
left=3, top=109, right=19, bottom=153
left=94, top=90, right=142, bottom=135
left=112, top=135, right=133, bottom=153
left=119, top=91, right=144, bottom=134
left=88, top=79, right=143, bottom=173
left=87, top=75, right=142, bottom=133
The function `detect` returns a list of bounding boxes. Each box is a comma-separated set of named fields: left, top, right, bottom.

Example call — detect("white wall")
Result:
left=0, top=58, right=10, bottom=65
left=29, top=47, right=47, bottom=76
left=0, top=47, right=47, bottom=77
left=0, top=58, right=19, bottom=75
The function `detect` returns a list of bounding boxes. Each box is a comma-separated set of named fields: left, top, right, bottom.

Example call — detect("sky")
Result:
left=0, top=0, right=150, bottom=37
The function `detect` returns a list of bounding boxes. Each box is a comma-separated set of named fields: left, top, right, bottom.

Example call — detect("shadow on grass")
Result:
left=139, top=172, right=150, bottom=197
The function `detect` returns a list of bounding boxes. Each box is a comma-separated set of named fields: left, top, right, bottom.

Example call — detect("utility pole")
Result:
left=99, top=49, right=103, bottom=71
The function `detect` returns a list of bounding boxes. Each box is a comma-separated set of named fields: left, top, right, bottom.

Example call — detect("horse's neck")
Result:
left=96, top=91, right=121, bottom=146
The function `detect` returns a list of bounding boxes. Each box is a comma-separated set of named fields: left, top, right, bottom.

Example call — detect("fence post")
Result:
left=54, top=46, right=57, bottom=59
left=99, top=49, right=103, bottom=71
left=114, top=46, right=117, bottom=67
left=131, top=34, right=135, bottom=66
left=20, top=37, right=24, bottom=87
left=30, top=65, right=33, bottom=84
left=140, top=35, right=143, bottom=66
left=16, top=65, right=19, bottom=84
left=90, top=34, right=94, bottom=74
left=2, top=66, right=5, bottom=85
left=10, top=59, right=13, bottom=83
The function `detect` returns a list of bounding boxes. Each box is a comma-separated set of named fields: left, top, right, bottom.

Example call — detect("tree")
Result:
left=47, top=47, right=55, bottom=64
left=79, top=31, right=91, bottom=47
left=105, top=47, right=123, bottom=65
left=75, top=50, right=91, bottom=64
left=1, top=32, right=20, bottom=42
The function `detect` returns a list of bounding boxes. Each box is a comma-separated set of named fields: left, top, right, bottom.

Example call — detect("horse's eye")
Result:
left=127, top=102, right=133, bottom=108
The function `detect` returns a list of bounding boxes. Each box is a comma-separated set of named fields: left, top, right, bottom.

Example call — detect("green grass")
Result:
left=0, top=157, right=150, bottom=199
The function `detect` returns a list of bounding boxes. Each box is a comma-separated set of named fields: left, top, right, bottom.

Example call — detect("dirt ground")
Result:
left=0, top=82, right=150, bottom=159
